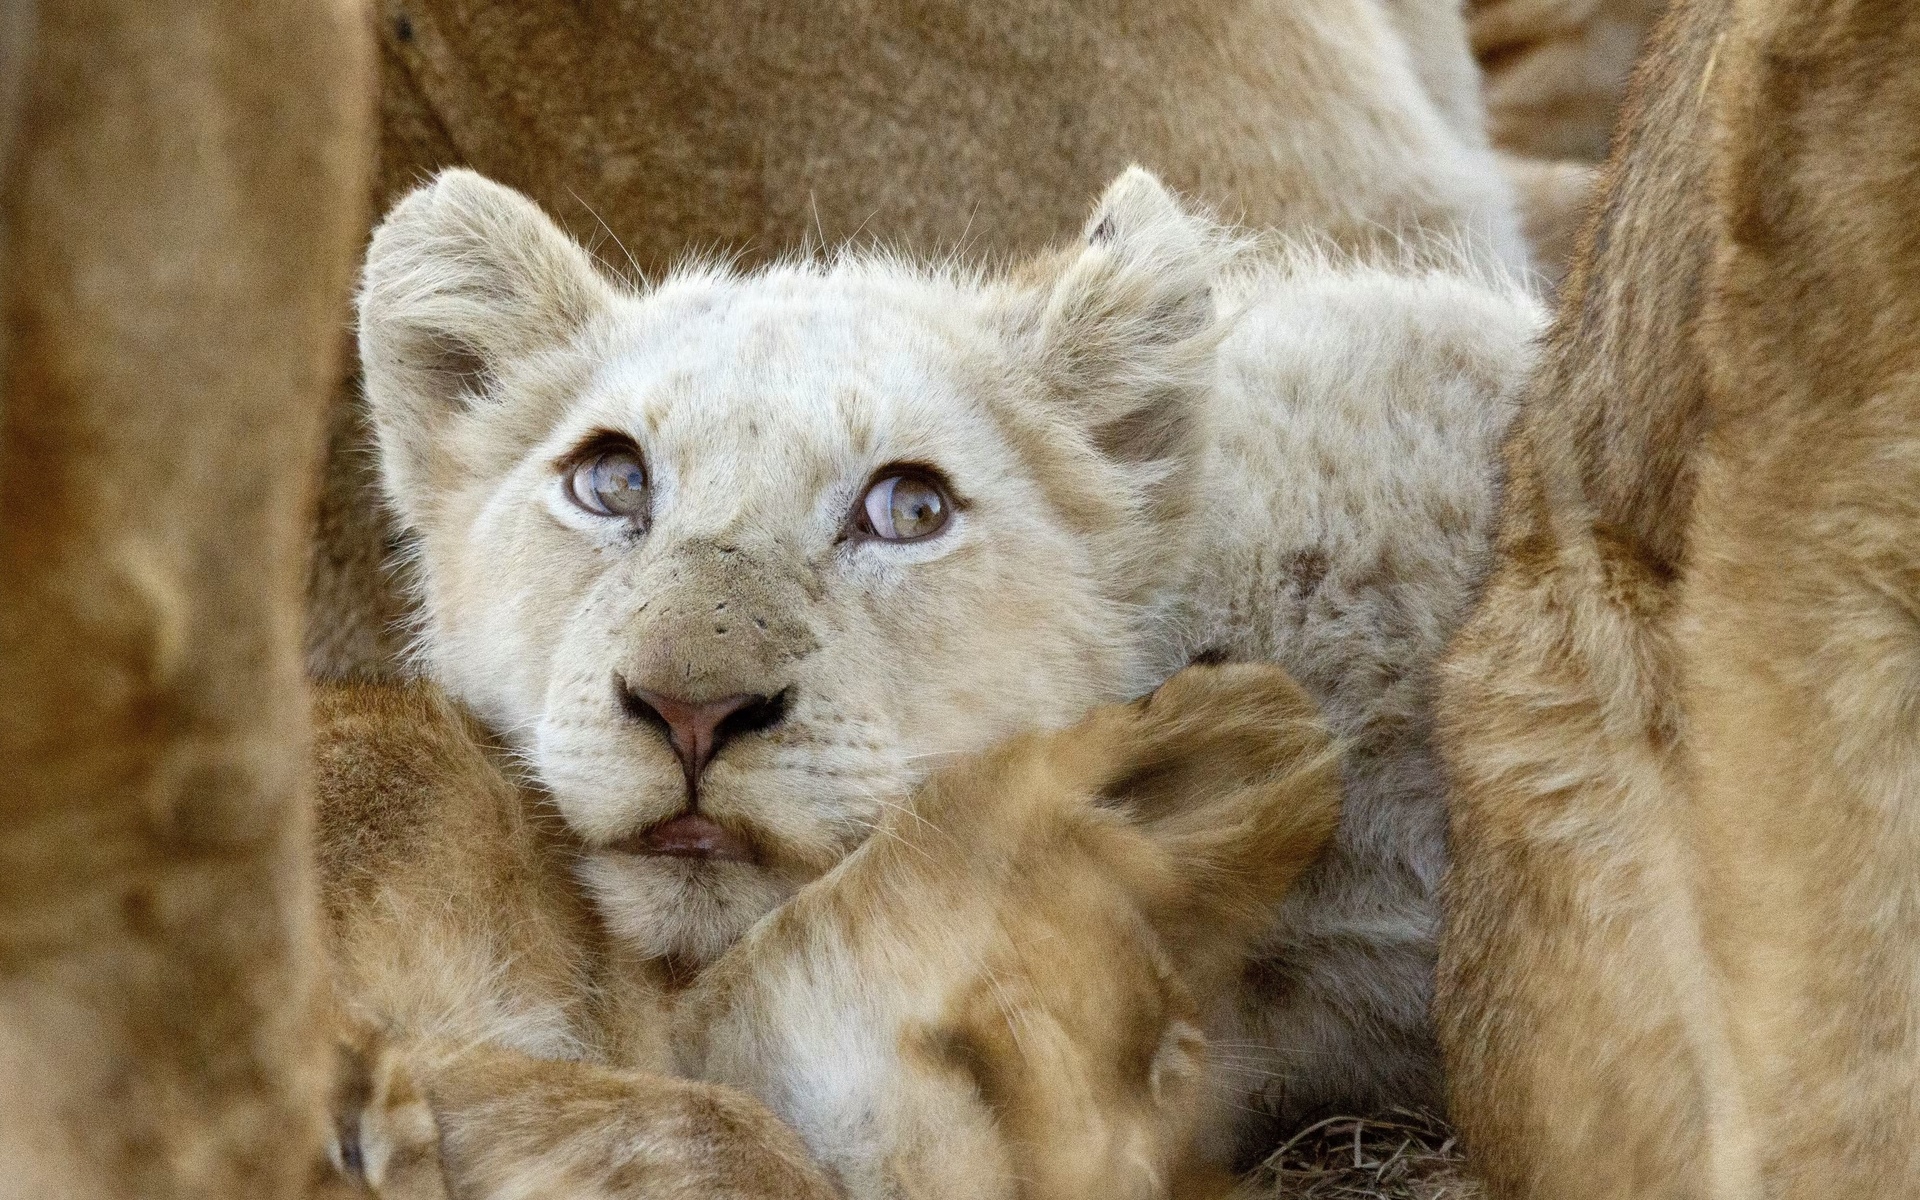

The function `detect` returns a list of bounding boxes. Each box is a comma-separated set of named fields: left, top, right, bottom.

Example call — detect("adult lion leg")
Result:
left=0, top=0, right=373, bottom=1196
left=1433, top=0, right=1743, bottom=1196
left=1684, top=0, right=1920, bottom=1192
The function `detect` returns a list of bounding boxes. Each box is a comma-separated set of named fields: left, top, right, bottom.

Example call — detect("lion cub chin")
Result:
left=316, top=663, right=1338, bottom=1199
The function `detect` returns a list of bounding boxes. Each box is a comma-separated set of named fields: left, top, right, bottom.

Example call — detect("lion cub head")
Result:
left=358, top=167, right=1234, bottom=965
left=676, top=662, right=1342, bottom=1199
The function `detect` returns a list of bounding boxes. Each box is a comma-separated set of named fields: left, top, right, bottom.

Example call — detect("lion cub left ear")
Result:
left=357, top=169, right=619, bottom=527
left=1030, top=167, right=1235, bottom=474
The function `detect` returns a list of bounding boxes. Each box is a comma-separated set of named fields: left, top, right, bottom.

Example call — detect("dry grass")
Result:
left=1238, top=1109, right=1482, bottom=1200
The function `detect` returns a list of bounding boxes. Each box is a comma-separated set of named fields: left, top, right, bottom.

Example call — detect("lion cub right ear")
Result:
left=356, top=169, right=616, bottom=525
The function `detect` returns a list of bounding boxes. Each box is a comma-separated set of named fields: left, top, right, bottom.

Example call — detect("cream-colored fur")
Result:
left=354, top=165, right=1541, bottom=1150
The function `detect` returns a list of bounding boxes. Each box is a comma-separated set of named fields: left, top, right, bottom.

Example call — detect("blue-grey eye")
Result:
left=567, top=446, right=649, bottom=519
left=858, top=471, right=949, bottom=541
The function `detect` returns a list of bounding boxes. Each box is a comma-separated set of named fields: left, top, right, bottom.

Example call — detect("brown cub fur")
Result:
left=313, top=682, right=836, bottom=1199
left=1437, top=0, right=1920, bottom=1195
left=678, top=663, right=1341, bottom=1198
left=314, top=665, right=1339, bottom=1197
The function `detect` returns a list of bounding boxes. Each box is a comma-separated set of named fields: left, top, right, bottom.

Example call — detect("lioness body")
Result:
left=1436, top=0, right=1920, bottom=1195
left=309, top=0, right=1533, bottom=681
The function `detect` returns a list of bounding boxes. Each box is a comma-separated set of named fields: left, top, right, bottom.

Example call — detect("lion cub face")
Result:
left=359, top=168, right=1230, bottom=964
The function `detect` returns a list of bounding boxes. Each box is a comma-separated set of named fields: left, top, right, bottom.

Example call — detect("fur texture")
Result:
left=0, top=0, right=373, bottom=1195
left=313, top=666, right=1339, bottom=1198
left=313, top=682, right=838, bottom=1199
left=1180, top=247, right=1539, bottom=1139
left=1466, top=0, right=1664, bottom=288
left=308, top=0, right=1534, bottom=680
left=1435, top=3, right=1734, bottom=1192
left=353, top=165, right=1542, bottom=1148
left=1469, top=0, right=1662, bottom=162
left=1436, top=0, right=1920, bottom=1195
left=677, top=663, right=1341, bottom=1199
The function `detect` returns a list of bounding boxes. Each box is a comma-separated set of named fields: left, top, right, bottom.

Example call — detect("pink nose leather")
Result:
left=626, top=688, right=758, bottom=784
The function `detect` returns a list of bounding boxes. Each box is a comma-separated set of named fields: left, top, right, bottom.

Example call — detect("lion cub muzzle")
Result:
left=605, top=680, right=788, bottom=863
left=616, top=685, right=790, bottom=799
left=599, top=539, right=819, bottom=861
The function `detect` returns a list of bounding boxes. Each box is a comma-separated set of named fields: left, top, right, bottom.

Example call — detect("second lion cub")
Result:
left=678, top=663, right=1340, bottom=1198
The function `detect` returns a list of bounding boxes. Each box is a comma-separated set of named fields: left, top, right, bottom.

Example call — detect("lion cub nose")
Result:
left=618, top=683, right=788, bottom=788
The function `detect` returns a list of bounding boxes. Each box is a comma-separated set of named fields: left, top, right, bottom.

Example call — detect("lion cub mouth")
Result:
left=612, top=813, right=757, bottom=863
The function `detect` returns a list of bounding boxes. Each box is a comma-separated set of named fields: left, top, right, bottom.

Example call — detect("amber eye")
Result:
left=566, top=445, right=650, bottom=519
left=858, top=471, right=950, bottom=542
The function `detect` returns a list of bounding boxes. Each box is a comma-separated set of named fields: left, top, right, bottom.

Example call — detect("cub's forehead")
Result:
left=528, top=265, right=1032, bottom=523
left=571, top=268, right=1012, bottom=441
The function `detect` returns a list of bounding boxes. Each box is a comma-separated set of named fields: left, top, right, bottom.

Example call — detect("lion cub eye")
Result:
left=857, top=470, right=950, bottom=542
left=566, top=444, right=650, bottom=519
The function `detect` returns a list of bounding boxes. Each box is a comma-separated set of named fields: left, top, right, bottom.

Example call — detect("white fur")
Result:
left=1181, top=252, right=1541, bottom=1132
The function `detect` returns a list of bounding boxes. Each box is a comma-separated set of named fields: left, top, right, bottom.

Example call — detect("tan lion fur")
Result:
left=0, top=1, right=373, bottom=1196
left=350, top=163, right=1540, bottom=1155
left=1469, top=0, right=1663, bottom=163
left=313, top=682, right=837, bottom=1199
left=1436, top=0, right=1920, bottom=1195
left=1436, top=0, right=1742, bottom=1193
left=1466, top=0, right=1664, bottom=288
left=1684, top=0, right=1920, bottom=1190
left=677, top=663, right=1341, bottom=1200
left=307, top=0, right=1535, bottom=681
left=313, top=665, right=1338, bottom=1197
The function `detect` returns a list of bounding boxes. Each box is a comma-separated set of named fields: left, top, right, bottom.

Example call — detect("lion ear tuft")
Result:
left=1033, top=167, right=1232, bottom=465
left=1078, top=165, right=1201, bottom=253
left=355, top=169, right=615, bottom=523
left=1014, top=167, right=1239, bottom=577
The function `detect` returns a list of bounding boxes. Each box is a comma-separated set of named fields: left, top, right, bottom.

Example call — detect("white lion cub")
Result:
left=356, top=165, right=1541, bottom=1152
